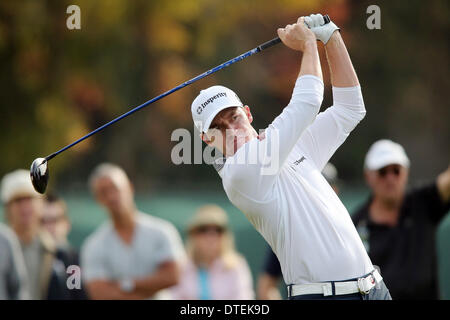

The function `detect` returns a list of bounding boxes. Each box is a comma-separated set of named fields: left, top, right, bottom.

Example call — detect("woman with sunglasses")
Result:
left=170, top=205, right=254, bottom=299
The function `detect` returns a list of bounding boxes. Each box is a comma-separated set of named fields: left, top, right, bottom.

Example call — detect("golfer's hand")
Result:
left=304, top=13, right=340, bottom=45
left=277, top=17, right=316, bottom=52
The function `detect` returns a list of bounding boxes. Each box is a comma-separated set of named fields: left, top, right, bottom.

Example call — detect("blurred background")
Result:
left=0, top=0, right=449, bottom=298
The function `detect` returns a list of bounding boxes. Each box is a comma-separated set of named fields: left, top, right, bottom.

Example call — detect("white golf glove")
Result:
left=304, top=13, right=340, bottom=44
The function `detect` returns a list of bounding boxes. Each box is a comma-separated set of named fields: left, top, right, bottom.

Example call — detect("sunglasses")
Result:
left=192, top=225, right=225, bottom=235
left=377, top=165, right=401, bottom=178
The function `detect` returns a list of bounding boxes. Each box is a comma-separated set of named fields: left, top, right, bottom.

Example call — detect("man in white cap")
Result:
left=191, top=14, right=390, bottom=299
left=1, top=169, right=71, bottom=299
left=352, top=139, right=450, bottom=299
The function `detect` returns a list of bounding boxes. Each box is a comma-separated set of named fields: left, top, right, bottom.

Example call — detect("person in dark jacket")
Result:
left=352, top=139, right=450, bottom=300
left=42, top=194, right=87, bottom=299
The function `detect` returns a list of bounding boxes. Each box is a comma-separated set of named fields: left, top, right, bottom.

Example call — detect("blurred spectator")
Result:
left=42, top=194, right=87, bottom=299
left=1, top=169, right=72, bottom=299
left=42, top=194, right=71, bottom=249
left=81, top=163, right=185, bottom=299
left=170, top=204, right=254, bottom=300
left=257, top=163, right=339, bottom=300
left=0, top=223, right=29, bottom=299
left=352, top=139, right=450, bottom=300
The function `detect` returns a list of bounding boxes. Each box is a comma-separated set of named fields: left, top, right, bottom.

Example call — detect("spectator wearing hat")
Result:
left=256, top=163, right=340, bottom=300
left=352, top=139, right=450, bottom=299
left=170, top=204, right=254, bottom=300
left=81, top=163, right=185, bottom=300
left=1, top=169, right=72, bottom=299
left=0, top=222, right=29, bottom=299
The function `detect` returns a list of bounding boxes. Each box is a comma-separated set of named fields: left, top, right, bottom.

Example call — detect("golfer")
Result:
left=191, top=14, right=391, bottom=300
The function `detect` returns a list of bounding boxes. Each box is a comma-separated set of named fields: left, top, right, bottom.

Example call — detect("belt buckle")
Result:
left=357, top=275, right=373, bottom=295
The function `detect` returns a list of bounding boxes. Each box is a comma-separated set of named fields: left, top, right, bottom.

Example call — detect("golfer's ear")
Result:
left=244, top=105, right=253, bottom=123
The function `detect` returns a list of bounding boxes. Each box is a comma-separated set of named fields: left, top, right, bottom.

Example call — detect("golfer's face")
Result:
left=206, top=107, right=255, bottom=157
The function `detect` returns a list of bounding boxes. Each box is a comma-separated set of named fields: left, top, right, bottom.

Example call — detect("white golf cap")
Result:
left=191, top=85, right=243, bottom=133
left=364, top=139, right=410, bottom=171
left=1, top=169, right=42, bottom=204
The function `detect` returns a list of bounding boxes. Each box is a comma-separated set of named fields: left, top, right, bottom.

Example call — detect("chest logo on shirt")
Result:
left=293, top=156, right=306, bottom=166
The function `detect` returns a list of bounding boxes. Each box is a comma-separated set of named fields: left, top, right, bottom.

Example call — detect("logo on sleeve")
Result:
left=293, top=156, right=306, bottom=166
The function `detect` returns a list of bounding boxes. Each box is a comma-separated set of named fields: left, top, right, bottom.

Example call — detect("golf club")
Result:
left=30, top=15, right=330, bottom=194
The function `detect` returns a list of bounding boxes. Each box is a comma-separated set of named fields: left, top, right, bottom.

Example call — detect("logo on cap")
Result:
left=197, top=92, right=228, bottom=115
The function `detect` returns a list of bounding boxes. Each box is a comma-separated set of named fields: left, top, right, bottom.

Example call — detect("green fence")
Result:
left=1, top=189, right=449, bottom=299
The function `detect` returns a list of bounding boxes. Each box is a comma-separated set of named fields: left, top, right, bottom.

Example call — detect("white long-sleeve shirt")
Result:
left=217, top=75, right=374, bottom=285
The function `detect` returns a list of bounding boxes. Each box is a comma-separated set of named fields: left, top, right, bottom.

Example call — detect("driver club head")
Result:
left=30, top=157, right=49, bottom=194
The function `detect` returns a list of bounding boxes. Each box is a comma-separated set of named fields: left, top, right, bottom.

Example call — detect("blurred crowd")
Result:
left=1, top=139, right=449, bottom=300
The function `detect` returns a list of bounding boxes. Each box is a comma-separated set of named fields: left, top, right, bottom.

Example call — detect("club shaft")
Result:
left=45, top=14, right=330, bottom=161
left=45, top=37, right=281, bottom=161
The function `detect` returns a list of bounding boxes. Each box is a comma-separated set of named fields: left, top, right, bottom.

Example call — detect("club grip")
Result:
left=257, top=14, right=331, bottom=52
left=258, top=37, right=282, bottom=51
